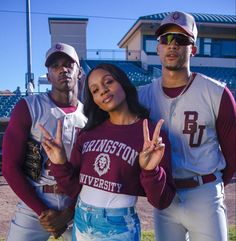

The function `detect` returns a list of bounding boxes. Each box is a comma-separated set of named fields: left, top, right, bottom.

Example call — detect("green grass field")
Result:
left=1, top=226, right=235, bottom=241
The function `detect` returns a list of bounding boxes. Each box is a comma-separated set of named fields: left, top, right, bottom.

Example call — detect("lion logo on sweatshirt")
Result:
left=93, top=153, right=110, bottom=176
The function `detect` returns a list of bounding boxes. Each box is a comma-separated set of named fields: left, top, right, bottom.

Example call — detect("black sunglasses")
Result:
left=157, top=32, right=194, bottom=46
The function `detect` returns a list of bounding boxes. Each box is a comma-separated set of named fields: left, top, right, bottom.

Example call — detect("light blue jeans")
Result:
left=72, top=198, right=141, bottom=241
left=6, top=186, right=73, bottom=241
left=154, top=173, right=228, bottom=241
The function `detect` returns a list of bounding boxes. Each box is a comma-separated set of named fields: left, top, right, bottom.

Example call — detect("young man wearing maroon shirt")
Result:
left=2, top=43, right=87, bottom=241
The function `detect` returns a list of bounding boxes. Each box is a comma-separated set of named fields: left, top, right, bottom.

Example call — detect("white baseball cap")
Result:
left=45, top=42, right=80, bottom=67
left=155, top=11, right=198, bottom=42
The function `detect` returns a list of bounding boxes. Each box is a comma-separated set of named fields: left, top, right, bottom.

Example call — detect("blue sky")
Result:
left=0, top=0, right=235, bottom=92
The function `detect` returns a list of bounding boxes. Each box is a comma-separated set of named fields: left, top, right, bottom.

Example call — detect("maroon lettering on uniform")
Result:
left=183, top=111, right=206, bottom=147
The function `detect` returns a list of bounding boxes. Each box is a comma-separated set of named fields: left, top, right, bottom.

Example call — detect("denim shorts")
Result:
left=72, top=198, right=141, bottom=241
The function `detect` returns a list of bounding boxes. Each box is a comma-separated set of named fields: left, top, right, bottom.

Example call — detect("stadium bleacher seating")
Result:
left=0, top=119, right=9, bottom=174
left=150, top=65, right=236, bottom=89
left=82, top=60, right=155, bottom=87
left=83, top=61, right=236, bottom=89
left=0, top=95, right=23, bottom=118
left=190, top=66, right=236, bottom=89
left=0, top=132, right=3, bottom=173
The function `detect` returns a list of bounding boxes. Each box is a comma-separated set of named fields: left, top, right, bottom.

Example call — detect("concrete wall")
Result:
left=124, top=31, right=142, bottom=61
left=49, top=18, right=88, bottom=60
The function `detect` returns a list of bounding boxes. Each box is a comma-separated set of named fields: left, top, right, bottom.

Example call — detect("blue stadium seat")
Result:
left=83, top=60, right=154, bottom=86
left=0, top=95, right=23, bottom=118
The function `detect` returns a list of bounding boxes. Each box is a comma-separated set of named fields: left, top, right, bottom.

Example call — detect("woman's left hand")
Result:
left=139, top=119, right=165, bottom=171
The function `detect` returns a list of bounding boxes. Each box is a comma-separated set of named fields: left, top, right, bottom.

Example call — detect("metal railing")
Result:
left=86, top=49, right=141, bottom=61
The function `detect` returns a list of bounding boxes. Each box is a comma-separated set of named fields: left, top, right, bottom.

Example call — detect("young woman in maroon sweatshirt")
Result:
left=39, top=63, right=175, bottom=241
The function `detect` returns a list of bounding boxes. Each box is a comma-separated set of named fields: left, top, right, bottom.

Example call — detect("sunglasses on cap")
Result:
left=157, top=32, right=194, bottom=46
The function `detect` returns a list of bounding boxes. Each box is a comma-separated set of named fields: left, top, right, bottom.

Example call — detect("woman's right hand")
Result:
left=38, top=120, right=67, bottom=165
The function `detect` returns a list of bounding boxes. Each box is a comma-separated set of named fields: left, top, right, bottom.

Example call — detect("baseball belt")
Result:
left=174, top=174, right=216, bottom=189
left=42, top=184, right=64, bottom=194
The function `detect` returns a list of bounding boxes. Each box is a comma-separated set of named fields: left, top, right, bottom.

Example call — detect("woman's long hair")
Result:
left=83, top=63, right=149, bottom=131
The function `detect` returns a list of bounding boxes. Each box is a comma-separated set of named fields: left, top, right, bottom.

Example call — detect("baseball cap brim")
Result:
left=155, top=23, right=194, bottom=39
left=45, top=52, right=77, bottom=67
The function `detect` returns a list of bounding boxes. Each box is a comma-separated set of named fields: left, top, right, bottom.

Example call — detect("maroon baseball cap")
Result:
left=155, top=11, right=198, bottom=42
left=45, top=43, right=80, bottom=67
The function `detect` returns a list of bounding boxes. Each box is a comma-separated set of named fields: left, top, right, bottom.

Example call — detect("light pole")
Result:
left=25, top=0, right=34, bottom=94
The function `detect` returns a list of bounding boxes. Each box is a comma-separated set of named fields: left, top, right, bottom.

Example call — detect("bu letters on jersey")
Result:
left=182, top=111, right=206, bottom=147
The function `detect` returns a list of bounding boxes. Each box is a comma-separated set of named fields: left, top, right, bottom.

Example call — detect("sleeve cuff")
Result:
left=141, top=166, right=160, bottom=176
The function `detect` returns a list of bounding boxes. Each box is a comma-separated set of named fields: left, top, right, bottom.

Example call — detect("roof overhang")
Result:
left=118, top=19, right=158, bottom=48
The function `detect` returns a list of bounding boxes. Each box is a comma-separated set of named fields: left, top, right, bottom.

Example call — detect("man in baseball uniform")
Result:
left=138, top=11, right=236, bottom=241
left=2, top=43, right=87, bottom=241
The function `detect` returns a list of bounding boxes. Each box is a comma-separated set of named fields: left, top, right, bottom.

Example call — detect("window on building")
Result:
left=203, top=38, right=212, bottom=56
left=146, top=40, right=157, bottom=53
left=221, top=40, right=236, bottom=57
left=143, top=35, right=157, bottom=54
left=197, top=38, right=236, bottom=58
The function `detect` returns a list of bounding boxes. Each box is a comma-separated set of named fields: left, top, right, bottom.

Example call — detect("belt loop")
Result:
left=128, top=206, right=135, bottom=215
left=76, top=197, right=81, bottom=208
left=131, top=207, right=134, bottom=214
left=103, top=208, right=106, bottom=218
left=196, top=175, right=203, bottom=185
left=128, top=207, right=131, bottom=215
left=53, top=185, right=56, bottom=193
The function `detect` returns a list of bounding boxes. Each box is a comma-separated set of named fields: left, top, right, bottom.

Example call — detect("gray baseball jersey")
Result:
left=25, top=93, right=87, bottom=185
left=138, top=73, right=226, bottom=179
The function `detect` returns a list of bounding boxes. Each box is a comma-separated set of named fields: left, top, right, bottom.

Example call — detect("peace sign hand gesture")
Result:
left=139, top=119, right=165, bottom=171
left=38, top=120, right=67, bottom=165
